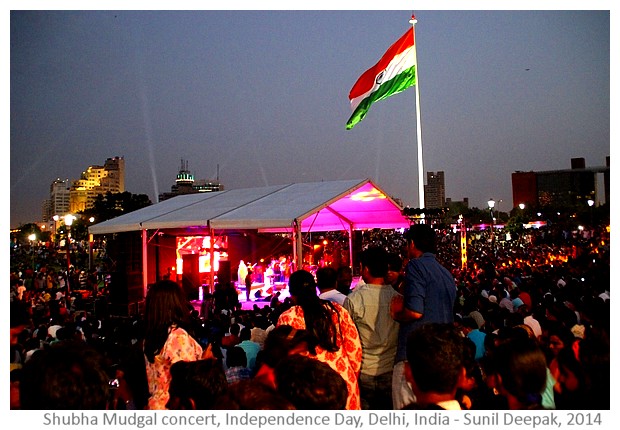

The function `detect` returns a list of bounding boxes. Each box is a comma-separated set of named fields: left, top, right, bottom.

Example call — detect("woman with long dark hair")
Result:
left=276, top=270, right=362, bottom=409
left=143, top=280, right=205, bottom=409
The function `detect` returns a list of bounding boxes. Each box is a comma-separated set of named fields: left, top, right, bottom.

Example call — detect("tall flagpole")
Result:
left=410, top=15, right=425, bottom=210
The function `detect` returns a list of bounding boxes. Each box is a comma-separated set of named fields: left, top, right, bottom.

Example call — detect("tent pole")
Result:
left=142, top=229, right=148, bottom=299
left=348, top=223, right=354, bottom=270
left=293, top=219, right=303, bottom=272
left=209, top=225, right=215, bottom=295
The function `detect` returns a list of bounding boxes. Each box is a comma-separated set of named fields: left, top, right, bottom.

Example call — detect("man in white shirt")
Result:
left=316, top=267, right=347, bottom=305
left=344, top=246, right=400, bottom=409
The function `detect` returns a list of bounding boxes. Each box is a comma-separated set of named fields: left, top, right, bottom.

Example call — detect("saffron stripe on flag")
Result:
left=348, top=27, right=414, bottom=101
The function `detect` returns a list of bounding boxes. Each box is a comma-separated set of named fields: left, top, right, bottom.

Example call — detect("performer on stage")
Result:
left=237, top=260, right=248, bottom=287
left=245, top=268, right=253, bottom=302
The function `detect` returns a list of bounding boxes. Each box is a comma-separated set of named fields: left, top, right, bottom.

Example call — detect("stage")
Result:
left=190, top=281, right=290, bottom=313
left=190, top=277, right=362, bottom=313
left=237, top=281, right=291, bottom=310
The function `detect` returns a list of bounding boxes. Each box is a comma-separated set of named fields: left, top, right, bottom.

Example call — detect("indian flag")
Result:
left=346, top=27, right=417, bottom=130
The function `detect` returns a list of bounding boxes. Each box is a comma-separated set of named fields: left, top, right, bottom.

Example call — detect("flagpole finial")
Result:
left=410, top=14, right=417, bottom=25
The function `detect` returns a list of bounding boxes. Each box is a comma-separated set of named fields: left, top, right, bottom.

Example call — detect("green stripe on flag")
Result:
left=346, top=65, right=416, bottom=130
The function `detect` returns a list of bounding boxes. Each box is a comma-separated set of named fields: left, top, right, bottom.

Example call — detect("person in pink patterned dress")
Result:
left=143, top=280, right=204, bottom=409
left=276, top=269, right=362, bottom=410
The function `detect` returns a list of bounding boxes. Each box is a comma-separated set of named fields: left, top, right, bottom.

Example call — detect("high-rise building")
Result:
left=159, top=160, right=224, bottom=202
left=69, top=156, right=125, bottom=213
left=511, top=157, right=609, bottom=209
left=43, top=178, right=71, bottom=221
left=41, top=200, right=51, bottom=224
left=424, top=171, right=445, bottom=209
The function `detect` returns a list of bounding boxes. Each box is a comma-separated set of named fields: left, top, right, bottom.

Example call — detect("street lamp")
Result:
left=487, top=199, right=495, bottom=249
left=487, top=198, right=496, bottom=211
left=519, top=203, right=525, bottom=210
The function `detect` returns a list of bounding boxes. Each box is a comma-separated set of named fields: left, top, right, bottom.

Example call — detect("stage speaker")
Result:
left=217, top=260, right=232, bottom=285
left=108, top=272, right=128, bottom=304
left=182, top=254, right=200, bottom=300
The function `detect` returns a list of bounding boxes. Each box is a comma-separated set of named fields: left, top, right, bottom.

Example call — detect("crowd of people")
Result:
left=9, top=220, right=610, bottom=411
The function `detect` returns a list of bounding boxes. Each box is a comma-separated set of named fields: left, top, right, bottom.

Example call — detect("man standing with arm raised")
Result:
left=390, top=224, right=457, bottom=409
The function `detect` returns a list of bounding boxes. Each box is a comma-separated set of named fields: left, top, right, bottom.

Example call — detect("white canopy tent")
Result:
left=89, top=178, right=411, bottom=295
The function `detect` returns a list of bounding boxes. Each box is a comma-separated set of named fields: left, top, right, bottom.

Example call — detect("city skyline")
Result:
left=19, top=150, right=610, bottom=228
left=9, top=7, right=611, bottom=229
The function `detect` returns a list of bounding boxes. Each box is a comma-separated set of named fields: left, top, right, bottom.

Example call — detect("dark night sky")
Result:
left=9, top=4, right=612, bottom=229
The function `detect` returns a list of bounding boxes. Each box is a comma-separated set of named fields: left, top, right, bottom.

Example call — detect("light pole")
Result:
left=88, top=217, right=95, bottom=271
left=53, top=215, right=60, bottom=246
left=64, top=214, right=75, bottom=292
left=488, top=199, right=495, bottom=250
left=494, top=199, right=503, bottom=224
left=516, top=203, right=526, bottom=246
left=28, top=233, right=36, bottom=270
left=587, top=199, right=594, bottom=227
